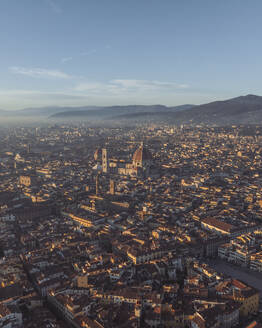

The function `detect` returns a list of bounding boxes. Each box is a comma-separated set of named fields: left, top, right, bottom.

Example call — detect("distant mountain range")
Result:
left=171, top=94, right=262, bottom=125
left=1, top=94, right=262, bottom=125
left=49, top=104, right=195, bottom=120
left=48, top=94, right=262, bottom=125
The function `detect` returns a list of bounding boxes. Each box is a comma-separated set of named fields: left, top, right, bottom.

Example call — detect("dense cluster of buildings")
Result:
left=1, top=124, right=262, bottom=327
left=218, top=230, right=262, bottom=271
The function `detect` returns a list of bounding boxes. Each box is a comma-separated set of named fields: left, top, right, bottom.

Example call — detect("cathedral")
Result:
left=93, top=143, right=153, bottom=177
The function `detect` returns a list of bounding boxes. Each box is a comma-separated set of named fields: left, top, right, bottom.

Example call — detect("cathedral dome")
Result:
left=132, top=144, right=152, bottom=164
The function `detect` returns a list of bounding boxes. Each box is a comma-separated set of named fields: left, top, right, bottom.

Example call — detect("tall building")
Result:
left=110, top=179, right=115, bottom=195
left=102, top=148, right=108, bottom=173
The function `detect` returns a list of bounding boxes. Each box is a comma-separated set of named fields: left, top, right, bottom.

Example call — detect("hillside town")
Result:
left=1, top=124, right=262, bottom=328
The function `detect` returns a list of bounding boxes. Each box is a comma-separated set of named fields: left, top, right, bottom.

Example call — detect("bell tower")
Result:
left=102, top=148, right=108, bottom=173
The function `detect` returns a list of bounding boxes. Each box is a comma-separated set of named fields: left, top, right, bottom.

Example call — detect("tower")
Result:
left=110, top=179, right=115, bottom=195
left=102, top=148, right=108, bottom=173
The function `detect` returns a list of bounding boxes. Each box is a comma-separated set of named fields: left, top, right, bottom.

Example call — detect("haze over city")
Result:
left=2, top=2, right=262, bottom=328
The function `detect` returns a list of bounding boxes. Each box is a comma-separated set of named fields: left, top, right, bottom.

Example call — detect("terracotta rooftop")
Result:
left=202, top=218, right=236, bottom=233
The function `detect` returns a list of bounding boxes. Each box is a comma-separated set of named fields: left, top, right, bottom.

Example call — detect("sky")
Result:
left=0, top=0, right=262, bottom=110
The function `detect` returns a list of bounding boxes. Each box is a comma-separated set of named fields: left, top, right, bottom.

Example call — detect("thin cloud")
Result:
left=9, top=67, right=72, bottom=79
left=61, top=57, right=73, bottom=64
left=179, top=84, right=189, bottom=89
left=46, top=0, right=62, bottom=14
left=74, top=79, right=190, bottom=95
left=111, top=79, right=189, bottom=90
left=80, top=49, right=97, bottom=56
left=0, top=89, right=87, bottom=98
left=60, top=50, right=96, bottom=64
left=75, top=82, right=104, bottom=92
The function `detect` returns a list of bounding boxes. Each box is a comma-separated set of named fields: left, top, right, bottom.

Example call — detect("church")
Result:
left=94, top=143, right=153, bottom=177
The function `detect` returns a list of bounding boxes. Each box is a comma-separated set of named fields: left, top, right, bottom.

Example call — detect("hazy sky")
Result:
left=1, top=0, right=262, bottom=109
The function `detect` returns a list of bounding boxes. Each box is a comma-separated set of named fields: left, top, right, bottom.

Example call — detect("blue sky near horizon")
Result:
left=0, top=0, right=262, bottom=109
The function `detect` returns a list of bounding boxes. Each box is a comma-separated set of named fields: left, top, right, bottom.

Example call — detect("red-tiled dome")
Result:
left=133, top=144, right=152, bottom=163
